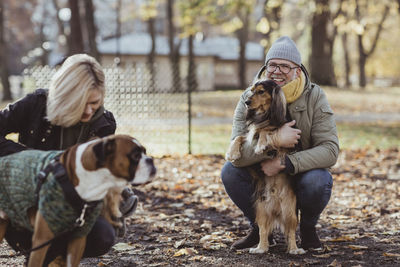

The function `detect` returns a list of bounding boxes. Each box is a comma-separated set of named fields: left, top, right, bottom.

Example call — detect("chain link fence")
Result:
left=19, top=65, right=234, bottom=156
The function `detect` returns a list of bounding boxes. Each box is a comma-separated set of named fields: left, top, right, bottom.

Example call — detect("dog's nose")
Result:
left=245, top=100, right=251, bottom=106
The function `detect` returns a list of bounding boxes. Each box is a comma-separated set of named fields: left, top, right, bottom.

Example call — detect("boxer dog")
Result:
left=0, top=134, right=156, bottom=267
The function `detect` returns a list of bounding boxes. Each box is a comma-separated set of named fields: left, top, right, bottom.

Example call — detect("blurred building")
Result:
left=98, top=33, right=264, bottom=91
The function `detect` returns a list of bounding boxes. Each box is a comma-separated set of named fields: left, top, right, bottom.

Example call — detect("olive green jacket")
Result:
left=229, top=70, right=339, bottom=174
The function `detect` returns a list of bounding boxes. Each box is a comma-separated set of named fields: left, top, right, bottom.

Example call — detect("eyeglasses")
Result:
left=266, top=63, right=298, bottom=74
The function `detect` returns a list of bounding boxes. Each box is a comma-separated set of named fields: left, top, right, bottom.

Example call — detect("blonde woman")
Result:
left=0, top=54, right=135, bottom=265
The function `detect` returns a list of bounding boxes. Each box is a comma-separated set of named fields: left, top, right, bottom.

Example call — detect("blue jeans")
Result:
left=221, top=161, right=333, bottom=228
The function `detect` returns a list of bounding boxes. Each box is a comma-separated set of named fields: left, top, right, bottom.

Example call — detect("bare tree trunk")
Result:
left=147, top=18, right=156, bottom=92
left=0, top=1, right=11, bottom=101
left=167, top=0, right=181, bottom=92
left=341, top=32, right=351, bottom=87
left=355, top=0, right=389, bottom=88
left=68, top=0, right=84, bottom=55
left=237, top=8, right=250, bottom=90
left=52, top=0, right=70, bottom=56
left=84, top=0, right=99, bottom=61
left=310, top=0, right=337, bottom=86
left=38, top=5, right=49, bottom=66
left=357, top=34, right=367, bottom=88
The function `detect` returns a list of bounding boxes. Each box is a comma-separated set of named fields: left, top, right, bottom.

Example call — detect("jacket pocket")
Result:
left=321, top=105, right=334, bottom=115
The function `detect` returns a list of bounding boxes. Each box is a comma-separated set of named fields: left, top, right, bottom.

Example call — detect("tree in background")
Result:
left=140, top=0, right=158, bottom=92
left=68, top=0, right=84, bottom=55
left=256, top=0, right=285, bottom=55
left=0, top=0, right=11, bottom=100
left=310, top=0, right=344, bottom=86
left=84, top=0, right=100, bottom=61
left=224, top=0, right=256, bottom=90
left=354, top=0, right=390, bottom=88
left=167, top=0, right=182, bottom=92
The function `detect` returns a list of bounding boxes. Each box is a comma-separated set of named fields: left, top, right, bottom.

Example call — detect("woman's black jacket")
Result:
left=0, top=89, right=116, bottom=156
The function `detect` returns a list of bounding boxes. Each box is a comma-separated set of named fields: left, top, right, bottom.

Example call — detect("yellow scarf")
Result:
left=282, top=71, right=305, bottom=103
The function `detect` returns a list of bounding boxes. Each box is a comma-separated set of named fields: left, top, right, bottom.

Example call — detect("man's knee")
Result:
left=296, top=169, right=333, bottom=212
left=221, top=161, right=236, bottom=186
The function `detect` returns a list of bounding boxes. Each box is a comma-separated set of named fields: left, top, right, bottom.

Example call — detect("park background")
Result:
left=0, top=0, right=399, bottom=266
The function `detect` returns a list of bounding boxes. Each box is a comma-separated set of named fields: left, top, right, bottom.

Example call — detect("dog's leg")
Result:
left=266, top=130, right=280, bottom=150
left=102, top=187, right=124, bottom=229
left=283, top=192, right=305, bottom=255
left=249, top=201, right=271, bottom=254
left=28, top=212, right=55, bottom=267
left=225, top=136, right=245, bottom=161
left=255, top=130, right=268, bottom=154
left=0, top=211, right=9, bottom=243
left=66, top=236, right=86, bottom=267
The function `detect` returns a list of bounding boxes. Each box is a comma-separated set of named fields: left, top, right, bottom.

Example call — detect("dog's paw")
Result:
left=254, top=145, right=266, bottom=155
left=225, top=151, right=241, bottom=161
left=249, top=247, right=268, bottom=254
left=288, top=248, right=306, bottom=255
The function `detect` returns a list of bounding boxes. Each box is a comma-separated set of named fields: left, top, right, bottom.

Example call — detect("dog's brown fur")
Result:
left=0, top=134, right=156, bottom=267
left=226, top=80, right=305, bottom=255
left=102, top=186, right=125, bottom=229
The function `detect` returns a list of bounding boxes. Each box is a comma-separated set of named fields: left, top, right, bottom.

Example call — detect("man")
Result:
left=221, top=36, right=339, bottom=251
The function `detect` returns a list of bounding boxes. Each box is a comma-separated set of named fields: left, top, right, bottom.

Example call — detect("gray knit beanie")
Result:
left=265, top=36, right=301, bottom=66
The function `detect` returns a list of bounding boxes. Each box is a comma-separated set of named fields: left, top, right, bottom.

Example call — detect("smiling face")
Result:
left=265, top=59, right=301, bottom=87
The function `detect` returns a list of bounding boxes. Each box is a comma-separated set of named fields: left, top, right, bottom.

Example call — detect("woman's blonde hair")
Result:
left=46, top=54, right=105, bottom=127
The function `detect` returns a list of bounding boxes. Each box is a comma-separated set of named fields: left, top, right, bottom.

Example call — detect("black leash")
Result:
left=18, top=155, right=99, bottom=257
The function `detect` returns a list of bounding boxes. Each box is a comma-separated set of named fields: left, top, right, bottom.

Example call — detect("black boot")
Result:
left=231, top=226, right=259, bottom=250
left=300, top=224, right=322, bottom=250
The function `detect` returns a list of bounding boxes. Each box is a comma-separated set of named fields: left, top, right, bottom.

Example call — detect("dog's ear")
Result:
left=269, top=86, right=287, bottom=127
left=93, top=138, right=116, bottom=167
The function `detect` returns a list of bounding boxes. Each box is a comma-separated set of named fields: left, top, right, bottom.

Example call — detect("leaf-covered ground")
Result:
left=80, top=149, right=399, bottom=267
left=1, top=149, right=399, bottom=266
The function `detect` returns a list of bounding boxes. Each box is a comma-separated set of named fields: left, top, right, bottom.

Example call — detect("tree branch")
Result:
left=366, top=4, right=390, bottom=57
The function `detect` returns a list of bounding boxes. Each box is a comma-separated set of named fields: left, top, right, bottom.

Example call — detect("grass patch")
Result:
left=190, top=122, right=400, bottom=155
left=337, top=122, right=400, bottom=150
left=125, top=122, right=400, bottom=156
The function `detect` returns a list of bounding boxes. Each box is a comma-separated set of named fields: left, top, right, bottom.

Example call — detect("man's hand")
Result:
left=277, top=120, right=301, bottom=148
left=261, top=157, right=285, bottom=176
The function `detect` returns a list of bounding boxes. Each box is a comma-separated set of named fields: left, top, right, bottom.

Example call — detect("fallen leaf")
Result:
left=328, top=259, right=342, bottom=267
left=348, top=245, right=368, bottom=250
left=174, top=238, right=186, bottom=249
left=313, top=253, right=331, bottom=258
left=383, top=252, right=400, bottom=257
left=112, top=242, right=133, bottom=251
left=328, top=235, right=357, bottom=242
left=173, top=248, right=198, bottom=257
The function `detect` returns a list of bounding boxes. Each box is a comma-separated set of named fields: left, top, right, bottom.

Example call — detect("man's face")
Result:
left=80, top=90, right=102, bottom=122
left=265, top=59, right=301, bottom=87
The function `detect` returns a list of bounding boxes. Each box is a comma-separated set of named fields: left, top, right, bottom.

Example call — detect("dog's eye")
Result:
left=129, top=148, right=142, bottom=162
left=257, top=90, right=265, bottom=95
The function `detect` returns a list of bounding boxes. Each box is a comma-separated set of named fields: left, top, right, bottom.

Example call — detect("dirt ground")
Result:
left=1, top=151, right=400, bottom=267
